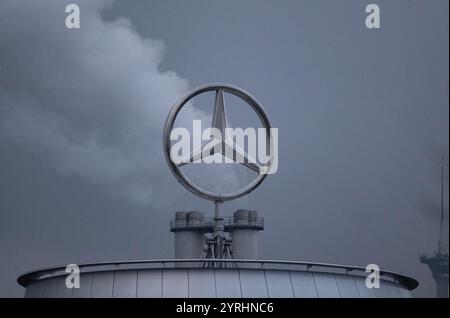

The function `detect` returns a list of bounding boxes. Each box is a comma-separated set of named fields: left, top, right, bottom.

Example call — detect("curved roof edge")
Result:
left=17, top=259, right=419, bottom=290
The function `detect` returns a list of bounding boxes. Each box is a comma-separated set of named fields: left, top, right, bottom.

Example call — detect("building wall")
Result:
left=23, top=268, right=412, bottom=298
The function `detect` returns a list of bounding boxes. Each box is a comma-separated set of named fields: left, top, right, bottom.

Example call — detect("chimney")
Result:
left=171, top=211, right=205, bottom=262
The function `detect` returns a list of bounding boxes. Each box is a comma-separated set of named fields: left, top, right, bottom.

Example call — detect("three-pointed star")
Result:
left=176, top=89, right=262, bottom=174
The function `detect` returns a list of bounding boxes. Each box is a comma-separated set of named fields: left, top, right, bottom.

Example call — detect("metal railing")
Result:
left=170, top=216, right=264, bottom=231
left=17, top=258, right=418, bottom=290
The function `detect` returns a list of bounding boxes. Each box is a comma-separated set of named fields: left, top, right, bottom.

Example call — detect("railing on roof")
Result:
left=17, top=258, right=418, bottom=290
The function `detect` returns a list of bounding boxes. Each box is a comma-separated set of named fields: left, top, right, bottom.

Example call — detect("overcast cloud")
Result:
left=0, top=0, right=448, bottom=297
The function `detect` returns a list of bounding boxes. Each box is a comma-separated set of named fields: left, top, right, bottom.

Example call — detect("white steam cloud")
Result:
left=0, top=0, right=211, bottom=207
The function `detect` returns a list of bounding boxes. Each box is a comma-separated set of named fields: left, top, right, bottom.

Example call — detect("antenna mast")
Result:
left=437, top=155, right=447, bottom=255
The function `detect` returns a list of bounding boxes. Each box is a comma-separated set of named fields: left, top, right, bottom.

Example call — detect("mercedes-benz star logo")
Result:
left=163, top=83, right=277, bottom=202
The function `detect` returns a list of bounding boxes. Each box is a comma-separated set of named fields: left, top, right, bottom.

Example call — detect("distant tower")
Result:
left=420, top=159, right=449, bottom=298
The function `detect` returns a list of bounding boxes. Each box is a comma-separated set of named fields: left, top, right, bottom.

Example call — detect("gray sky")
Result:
left=0, top=0, right=448, bottom=297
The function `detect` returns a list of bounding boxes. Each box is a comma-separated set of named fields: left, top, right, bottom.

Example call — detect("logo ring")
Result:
left=163, top=83, right=274, bottom=202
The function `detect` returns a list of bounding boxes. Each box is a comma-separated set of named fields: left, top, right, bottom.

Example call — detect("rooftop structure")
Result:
left=420, top=161, right=449, bottom=298
left=17, top=84, right=419, bottom=298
